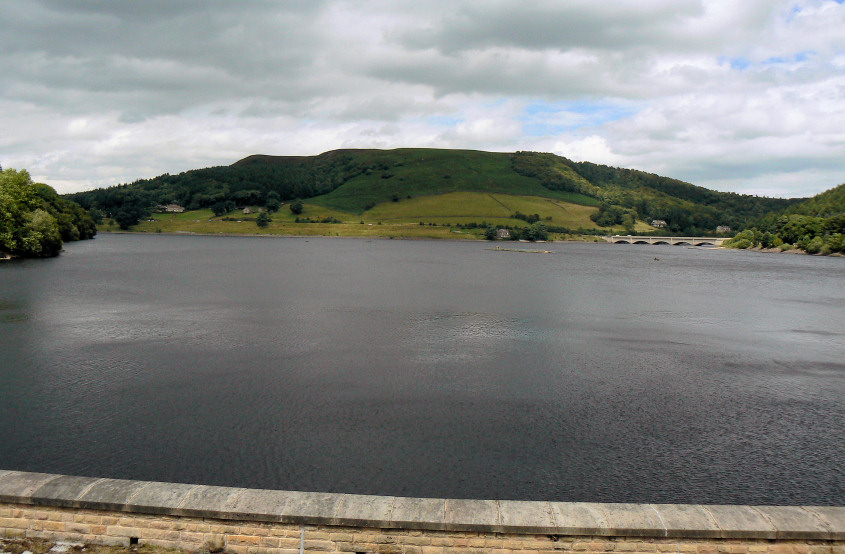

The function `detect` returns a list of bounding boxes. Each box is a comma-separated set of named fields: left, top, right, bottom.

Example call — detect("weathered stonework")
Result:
left=0, top=471, right=842, bottom=554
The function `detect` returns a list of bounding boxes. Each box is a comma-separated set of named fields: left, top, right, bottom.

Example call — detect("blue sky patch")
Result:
left=520, top=100, right=638, bottom=136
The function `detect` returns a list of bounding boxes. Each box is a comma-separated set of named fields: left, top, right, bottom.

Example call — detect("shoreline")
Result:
left=97, top=229, right=602, bottom=245
left=99, top=231, right=845, bottom=255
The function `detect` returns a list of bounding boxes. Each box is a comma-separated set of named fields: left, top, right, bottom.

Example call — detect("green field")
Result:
left=308, top=149, right=598, bottom=213
left=113, top=191, right=651, bottom=239
left=365, top=192, right=602, bottom=227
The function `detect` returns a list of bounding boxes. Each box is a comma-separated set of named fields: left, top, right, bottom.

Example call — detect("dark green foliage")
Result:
left=212, top=200, right=236, bottom=216
left=114, top=207, right=143, bottom=230
left=65, top=148, right=814, bottom=236
left=512, top=211, right=541, bottom=223
left=513, top=151, right=800, bottom=234
left=781, top=183, right=845, bottom=217
left=89, top=207, right=104, bottom=224
left=523, top=222, right=549, bottom=241
left=725, top=210, right=845, bottom=254
left=1, top=168, right=95, bottom=257
left=484, top=226, right=497, bottom=240
left=289, top=199, right=303, bottom=215
left=256, top=211, right=271, bottom=228
left=67, top=150, right=365, bottom=217
left=266, top=198, right=281, bottom=212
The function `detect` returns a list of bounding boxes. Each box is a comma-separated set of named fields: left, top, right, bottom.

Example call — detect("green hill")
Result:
left=66, top=148, right=805, bottom=236
left=782, top=182, right=845, bottom=217
left=726, top=182, right=845, bottom=254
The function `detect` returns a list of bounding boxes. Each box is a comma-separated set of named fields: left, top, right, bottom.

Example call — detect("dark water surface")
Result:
left=0, top=234, right=843, bottom=505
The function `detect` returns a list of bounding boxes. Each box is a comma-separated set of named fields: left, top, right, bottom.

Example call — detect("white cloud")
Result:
left=0, top=0, right=843, bottom=197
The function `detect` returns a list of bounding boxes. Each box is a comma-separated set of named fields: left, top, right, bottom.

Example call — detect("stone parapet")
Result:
left=1, top=470, right=843, bottom=553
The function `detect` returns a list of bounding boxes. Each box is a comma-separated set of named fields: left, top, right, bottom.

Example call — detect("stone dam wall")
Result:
left=0, top=470, right=842, bottom=554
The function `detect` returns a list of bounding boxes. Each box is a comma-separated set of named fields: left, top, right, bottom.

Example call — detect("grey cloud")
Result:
left=393, top=0, right=707, bottom=54
left=1, top=0, right=333, bottom=116
left=2, top=0, right=844, bottom=198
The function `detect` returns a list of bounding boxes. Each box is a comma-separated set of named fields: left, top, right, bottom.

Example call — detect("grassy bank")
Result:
left=103, top=192, right=651, bottom=240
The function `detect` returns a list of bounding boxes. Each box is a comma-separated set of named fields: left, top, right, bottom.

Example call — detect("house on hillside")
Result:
left=242, top=207, right=252, bottom=214
left=497, top=228, right=510, bottom=239
left=651, top=219, right=667, bottom=228
left=716, top=225, right=732, bottom=233
left=165, top=204, right=185, bottom=213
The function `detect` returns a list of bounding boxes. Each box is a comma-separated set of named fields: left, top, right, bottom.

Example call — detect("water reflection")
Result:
left=0, top=234, right=842, bottom=505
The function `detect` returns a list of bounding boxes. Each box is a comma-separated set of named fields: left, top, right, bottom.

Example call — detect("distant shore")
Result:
left=97, top=229, right=611, bottom=246
left=94, top=230, right=845, bottom=258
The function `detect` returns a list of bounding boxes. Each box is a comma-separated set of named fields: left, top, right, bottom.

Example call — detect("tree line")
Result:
left=512, top=151, right=801, bottom=235
left=67, top=152, right=366, bottom=228
left=1, top=167, right=96, bottom=257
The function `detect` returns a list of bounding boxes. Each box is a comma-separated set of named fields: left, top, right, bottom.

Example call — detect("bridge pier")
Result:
left=605, top=235, right=725, bottom=246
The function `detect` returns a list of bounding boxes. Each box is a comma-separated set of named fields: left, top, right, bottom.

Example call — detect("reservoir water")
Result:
left=0, top=233, right=843, bottom=505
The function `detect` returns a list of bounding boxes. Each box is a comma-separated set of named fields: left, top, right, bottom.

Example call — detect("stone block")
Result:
left=228, top=534, right=262, bottom=546
left=550, top=502, right=610, bottom=536
left=444, top=499, right=501, bottom=532
left=106, top=525, right=141, bottom=537
left=391, top=496, right=446, bottom=531
left=141, top=538, right=180, bottom=550
left=304, top=539, right=336, bottom=551
left=230, top=488, right=289, bottom=522
left=78, top=478, right=149, bottom=511
left=126, top=481, right=199, bottom=515
left=0, top=517, right=27, bottom=529
left=0, top=471, right=61, bottom=503
left=598, top=503, right=669, bottom=537
left=804, top=506, right=845, bottom=540
left=402, top=535, right=432, bottom=546
left=335, top=493, right=396, bottom=528
left=2, top=528, right=26, bottom=538
left=277, top=491, right=343, bottom=526
left=177, top=484, right=246, bottom=519
left=702, top=506, right=777, bottom=539
left=753, top=506, right=832, bottom=540
left=40, top=519, right=65, bottom=532
left=259, top=536, right=283, bottom=548
left=85, top=534, right=128, bottom=547
left=499, top=500, right=556, bottom=534
left=29, top=475, right=102, bottom=508
left=653, top=505, right=721, bottom=538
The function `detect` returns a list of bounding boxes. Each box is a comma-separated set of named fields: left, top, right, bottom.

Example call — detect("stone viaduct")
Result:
left=605, top=235, right=726, bottom=246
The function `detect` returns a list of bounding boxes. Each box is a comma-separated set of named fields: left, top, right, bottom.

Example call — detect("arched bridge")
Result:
left=604, top=235, right=726, bottom=246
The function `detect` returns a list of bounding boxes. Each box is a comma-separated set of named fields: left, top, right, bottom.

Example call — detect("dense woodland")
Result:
left=67, top=151, right=365, bottom=229
left=1, top=167, right=96, bottom=257
left=723, top=183, right=845, bottom=254
left=510, top=152, right=800, bottom=234
left=67, top=149, right=809, bottom=237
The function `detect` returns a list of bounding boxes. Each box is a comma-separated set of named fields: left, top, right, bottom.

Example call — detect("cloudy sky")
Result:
left=2, top=0, right=844, bottom=197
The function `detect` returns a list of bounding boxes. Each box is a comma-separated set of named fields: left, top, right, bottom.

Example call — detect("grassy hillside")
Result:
left=308, top=149, right=597, bottom=212
left=364, top=192, right=608, bottom=228
left=68, top=147, right=810, bottom=236
left=119, top=190, right=647, bottom=240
